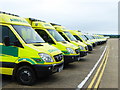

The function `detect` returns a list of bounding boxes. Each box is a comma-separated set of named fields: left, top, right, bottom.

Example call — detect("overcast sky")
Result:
left=0, top=0, right=118, bottom=34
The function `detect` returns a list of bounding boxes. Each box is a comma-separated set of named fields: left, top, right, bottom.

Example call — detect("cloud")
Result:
left=0, top=0, right=118, bottom=34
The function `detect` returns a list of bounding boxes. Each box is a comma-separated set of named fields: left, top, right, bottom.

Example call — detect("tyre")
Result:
left=16, top=65, right=36, bottom=85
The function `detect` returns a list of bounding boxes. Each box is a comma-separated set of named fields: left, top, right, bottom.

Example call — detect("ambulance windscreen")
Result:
left=47, top=29, right=66, bottom=42
left=13, top=25, right=45, bottom=44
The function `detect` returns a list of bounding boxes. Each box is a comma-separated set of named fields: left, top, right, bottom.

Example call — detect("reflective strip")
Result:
left=18, top=58, right=36, bottom=64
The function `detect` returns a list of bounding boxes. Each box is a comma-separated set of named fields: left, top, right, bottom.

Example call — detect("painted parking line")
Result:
left=77, top=46, right=107, bottom=89
left=94, top=48, right=109, bottom=88
left=88, top=47, right=109, bottom=89
left=100, top=46, right=104, bottom=50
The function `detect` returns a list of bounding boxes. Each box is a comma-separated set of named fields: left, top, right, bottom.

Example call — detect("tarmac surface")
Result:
left=99, top=38, right=118, bottom=89
left=1, top=38, right=118, bottom=89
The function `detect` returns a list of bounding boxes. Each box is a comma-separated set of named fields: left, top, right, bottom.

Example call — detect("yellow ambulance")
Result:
left=93, top=35, right=107, bottom=44
left=67, top=30, right=93, bottom=51
left=0, top=12, right=64, bottom=85
left=26, top=18, right=80, bottom=64
left=84, top=34, right=97, bottom=47
left=50, top=24, right=88, bottom=57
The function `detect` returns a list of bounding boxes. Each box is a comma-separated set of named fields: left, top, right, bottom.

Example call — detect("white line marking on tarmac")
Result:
left=100, top=46, right=104, bottom=50
left=76, top=46, right=107, bottom=90
left=111, top=47, right=114, bottom=50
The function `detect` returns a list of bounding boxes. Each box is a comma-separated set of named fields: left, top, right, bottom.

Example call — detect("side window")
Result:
left=35, top=29, right=54, bottom=44
left=58, top=32, right=69, bottom=42
left=84, top=35, right=89, bottom=40
left=74, top=35, right=83, bottom=42
left=1, top=25, right=23, bottom=47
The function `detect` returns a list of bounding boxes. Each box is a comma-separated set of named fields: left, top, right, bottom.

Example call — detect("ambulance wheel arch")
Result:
left=13, top=62, right=36, bottom=85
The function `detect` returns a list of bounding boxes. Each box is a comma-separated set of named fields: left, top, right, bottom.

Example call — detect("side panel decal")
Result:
left=0, top=45, right=18, bottom=57
left=18, top=58, right=36, bottom=64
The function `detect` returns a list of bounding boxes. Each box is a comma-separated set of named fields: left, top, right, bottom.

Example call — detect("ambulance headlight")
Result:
left=79, top=46, right=85, bottom=50
left=39, top=53, right=54, bottom=62
left=66, top=48, right=75, bottom=54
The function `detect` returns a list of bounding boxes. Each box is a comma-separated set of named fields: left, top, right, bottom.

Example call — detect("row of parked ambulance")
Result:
left=0, top=12, right=107, bottom=85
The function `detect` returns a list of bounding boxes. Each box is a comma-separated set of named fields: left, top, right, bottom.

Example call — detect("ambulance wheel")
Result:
left=16, top=65, right=36, bottom=85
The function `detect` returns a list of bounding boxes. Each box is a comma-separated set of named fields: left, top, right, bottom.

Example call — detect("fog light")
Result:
left=72, top=57, right=74, bottom=59
left=48, top=67, right=51, bottom=70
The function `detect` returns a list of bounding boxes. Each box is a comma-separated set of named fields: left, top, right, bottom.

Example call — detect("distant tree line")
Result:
left=103, top=35, right=120, bottom=38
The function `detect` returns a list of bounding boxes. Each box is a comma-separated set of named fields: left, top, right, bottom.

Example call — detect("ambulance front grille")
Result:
left=54, top=54, right=63, bottom=62
left=75, top=49, right=80, bottom=54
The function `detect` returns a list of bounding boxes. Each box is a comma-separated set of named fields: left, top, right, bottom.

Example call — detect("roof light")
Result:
left=0, top=11, right=19, bottom=17
left=50, top=23, right=61, bottom=26
left=78, top=30, right=81, bottom=32
left=29, top=18, right=46, bottom=22
left=14, top=14, right=19, bottom=17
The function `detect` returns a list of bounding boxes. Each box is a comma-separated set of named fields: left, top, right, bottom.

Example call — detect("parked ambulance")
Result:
left=67, top=30, right=93, bottom=51
left=26, top=18, right=80, bottom=64
left=84, top=34, right=97, bottom=47
left=50, top=24, right=88, bottom=57
left=0, top=12, right=64, bottom=85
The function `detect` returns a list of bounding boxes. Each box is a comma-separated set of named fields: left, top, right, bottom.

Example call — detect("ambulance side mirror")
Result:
left=4, top=36, right=10, bottom=46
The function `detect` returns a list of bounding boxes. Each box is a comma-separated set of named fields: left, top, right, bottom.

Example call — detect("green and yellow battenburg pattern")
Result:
left=0, top=12, right=64, bottom=76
